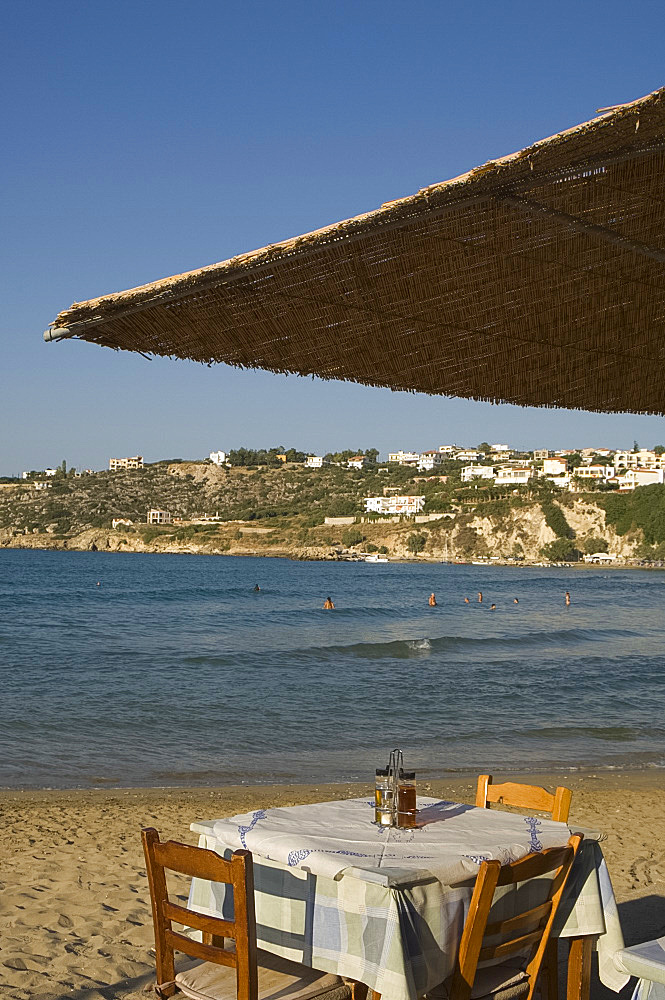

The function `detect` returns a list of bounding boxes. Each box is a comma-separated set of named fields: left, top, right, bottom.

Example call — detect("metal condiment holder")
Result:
left=387, top=747, right=403, bottom=827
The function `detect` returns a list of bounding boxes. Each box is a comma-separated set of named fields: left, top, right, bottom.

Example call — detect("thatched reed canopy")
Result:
left=46, top=87, right=665, bottom=414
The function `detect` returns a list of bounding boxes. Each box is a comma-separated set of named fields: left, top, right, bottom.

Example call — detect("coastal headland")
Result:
left=2, top=459, right=665, bottom=566
left=2, top=773, right=664, bottom=1000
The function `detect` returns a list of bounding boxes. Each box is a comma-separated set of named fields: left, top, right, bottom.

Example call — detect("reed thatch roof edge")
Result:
left=45, top=88, right=664, bottom=341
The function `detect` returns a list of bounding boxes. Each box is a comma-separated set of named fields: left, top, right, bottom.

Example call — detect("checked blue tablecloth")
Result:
left=188, top=798, right=627, bottom=1000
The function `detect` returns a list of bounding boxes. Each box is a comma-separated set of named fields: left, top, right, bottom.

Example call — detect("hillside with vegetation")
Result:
left=2, top=457, right=665, bottom=565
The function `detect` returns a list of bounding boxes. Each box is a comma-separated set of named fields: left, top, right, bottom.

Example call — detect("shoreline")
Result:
left=2, top=540, right=664, bottom=571
left=3, top=766, right=665, bottom=795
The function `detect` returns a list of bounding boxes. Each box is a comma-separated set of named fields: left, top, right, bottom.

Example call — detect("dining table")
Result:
left=186, top=797, right=628, bottom=1000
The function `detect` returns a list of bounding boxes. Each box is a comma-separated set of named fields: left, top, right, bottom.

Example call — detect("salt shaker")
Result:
left=374, top=767, right=392, bottom=826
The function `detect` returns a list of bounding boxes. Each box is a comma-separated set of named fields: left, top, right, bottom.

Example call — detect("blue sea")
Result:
left=1, top=549, right=664, bottom=788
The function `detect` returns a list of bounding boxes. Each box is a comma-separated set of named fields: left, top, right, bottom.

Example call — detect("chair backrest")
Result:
left=450, top=834, right=582, bottom=1000
left=142, top=827, right=258, bottom=1000
left=476, top=775, right=572, bottom=823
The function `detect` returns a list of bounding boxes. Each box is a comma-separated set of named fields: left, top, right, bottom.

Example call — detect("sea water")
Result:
left=1, top=549, right=663, bottom=788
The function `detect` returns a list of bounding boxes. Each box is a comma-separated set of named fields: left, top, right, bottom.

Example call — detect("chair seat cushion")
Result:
left=427, top=964, right=530, bottom=1000
left=175, top=948, right=351, bottom=1000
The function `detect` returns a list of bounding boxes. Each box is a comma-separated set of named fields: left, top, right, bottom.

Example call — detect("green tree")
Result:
left=342, top=528, right=364, bottom=547
left=541, top=538, right=579, bottom=561
left=580, top=536, right=609, bottom=554
left=478, top=442, right=491, bottom=453
left=407, top=532, right=427, bottom=555
left=654, top=445, right=665, bottom=455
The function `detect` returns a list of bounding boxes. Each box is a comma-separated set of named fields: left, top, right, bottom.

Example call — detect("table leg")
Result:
left=567, top=937, right=592, bottom=1000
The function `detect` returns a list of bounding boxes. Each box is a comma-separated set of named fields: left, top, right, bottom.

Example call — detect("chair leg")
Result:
left=566, top=937, right=592, bottom=1000
left=543, top=938, right=559, bottom=1000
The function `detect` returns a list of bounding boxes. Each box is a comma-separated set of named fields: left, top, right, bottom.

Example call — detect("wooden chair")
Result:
left=475, top=776, right=572, bottom=824
left=141, top=828, right=352, bottom=1000
left=434, top=834, right=582, bottom=1000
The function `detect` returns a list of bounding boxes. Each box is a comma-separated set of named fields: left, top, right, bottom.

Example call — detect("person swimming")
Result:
left=513, top=598, right=519, bottom=604
left=490, top=603, right=496, bottom=610
left=565, top=591, right=571, bottom=606
left=464, top=597, right=470, bottom=604
left=253, top=584, right=260, bottom=592
left=323, top=597, right=335, bottom=609
left=478, top=591, right=483, bottom=602
left=428, top=593, right=437, bottom=607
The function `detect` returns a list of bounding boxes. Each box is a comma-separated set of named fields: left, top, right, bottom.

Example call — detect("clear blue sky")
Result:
left=2, top=0, right=665, bottom=475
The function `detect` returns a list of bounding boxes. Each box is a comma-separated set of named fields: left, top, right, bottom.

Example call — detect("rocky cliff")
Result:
left=1, top=462, right=662, bottom=564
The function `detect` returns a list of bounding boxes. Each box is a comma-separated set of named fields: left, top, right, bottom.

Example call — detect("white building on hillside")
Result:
left=494, top=466, right=533, bottom=486
left=614, top=450, right=664, bottom=470
left=461, top=465, right=496, bottom=483
left=348, top=455, right=367, bottom=469
left=365, top=495, right=425, bottom=515
left=388, top=450, right=420, bottom=465
left=575, top=465, right=614, bottom=481
left=543, top=458, right=568, bottom=476
left=147, top=509, right=172, bottom=524
left=618, top=469, right=665, bottom=491
left=533, top=450, right=549, bottom=460
left=305, top=455, right=325, bottom=468
left=209, top=450, right=227, bottom=466
left=44, top=468, right=57, bottom=477
left=109, top=455, right=144, bottom=471
left=438, top=445, right=457, bottom=456
left=418, top=450, right=444, bottom=471
left=454, top=449, right=481, bottom=462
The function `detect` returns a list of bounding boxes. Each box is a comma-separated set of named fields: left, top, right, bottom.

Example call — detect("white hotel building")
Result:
left=388, top=450, right=420, bottom=465
left=365, top=495, right=425, bottom=515
left=461, top=465, right=496, bottom=482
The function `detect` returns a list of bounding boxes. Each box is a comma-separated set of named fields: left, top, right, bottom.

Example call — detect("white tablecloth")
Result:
left=189, top=798, right=628, bottom=1000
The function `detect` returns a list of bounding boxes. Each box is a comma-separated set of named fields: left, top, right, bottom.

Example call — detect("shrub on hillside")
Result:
left=541, top=501, right=573, bottom=538
left=342, top=528, right=364, bottom=547
left=599, top=484, right=665, bottom=544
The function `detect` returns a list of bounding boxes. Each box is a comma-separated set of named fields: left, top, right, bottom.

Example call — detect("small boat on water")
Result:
left=364, top=553, right=389, bottom=563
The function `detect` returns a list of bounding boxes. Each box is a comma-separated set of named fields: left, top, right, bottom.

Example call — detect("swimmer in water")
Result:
left=464, top=597, right=470, bottom=604
left=323, top=597, right=335, bottom=609
left=490, top=603, right=496, bottom=610
left=96, top=581, right=101, bottom=587
left=253, top=584, right=260, bottom=592
left=478, top=591, right=483, bottom=603
left=513, top=598, right=519, bottom=604
left=428, top=593, right=437, bottom=607
left=565, top=591, right=571, bottom=606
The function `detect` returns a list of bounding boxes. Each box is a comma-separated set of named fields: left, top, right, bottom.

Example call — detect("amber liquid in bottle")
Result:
left=397, top=772, right=417, bottom=828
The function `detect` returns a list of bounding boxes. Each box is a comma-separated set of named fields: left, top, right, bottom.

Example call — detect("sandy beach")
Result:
left=2, top=773, right=664, bottom=1000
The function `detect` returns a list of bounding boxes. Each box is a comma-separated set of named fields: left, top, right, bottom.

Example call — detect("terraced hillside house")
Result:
left=109, top=455, right=144, bottom=471
left=365, top=495, right=425, bottom=515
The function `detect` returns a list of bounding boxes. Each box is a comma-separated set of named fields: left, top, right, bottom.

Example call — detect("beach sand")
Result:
left=1, top=773, right=664, bottom=1000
